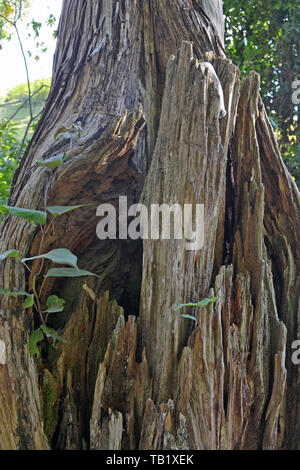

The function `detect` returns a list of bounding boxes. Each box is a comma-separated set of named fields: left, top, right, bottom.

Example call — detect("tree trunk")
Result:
left=0, top=0, right=299, bottom=450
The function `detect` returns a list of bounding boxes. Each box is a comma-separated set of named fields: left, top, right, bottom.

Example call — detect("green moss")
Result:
left=41, top=369, right=59, bottom=441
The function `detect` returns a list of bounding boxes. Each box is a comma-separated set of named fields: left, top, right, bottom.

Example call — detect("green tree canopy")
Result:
left=224, top=0, right=300, bottom=185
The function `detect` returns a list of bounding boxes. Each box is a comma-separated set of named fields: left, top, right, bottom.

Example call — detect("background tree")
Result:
left=0, top=0, right=57, bottom=203
left=0, top=0, right=299, bottom=450
left=224, top=0, right=300, bottom=185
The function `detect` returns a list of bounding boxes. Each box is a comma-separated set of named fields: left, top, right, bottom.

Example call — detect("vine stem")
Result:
left=32, top=276, right=45, bottom=327
left=31, top=170, right=54, bottom=322
left=0, top=85, right=48, bottom=133
left=39, top=276, right=47, bottom=299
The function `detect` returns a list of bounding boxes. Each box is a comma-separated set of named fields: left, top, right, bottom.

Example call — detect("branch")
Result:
left=15, top=108, right=43, bottom=166
left=14, top=22, right=33, bottom=120
left=0, top=13, right=14, bottom=27
left=0, top=85, right=48, bottom=132
left=13, top=0, right=23, bottom=23
left=0, top=2, right=47, bottom=166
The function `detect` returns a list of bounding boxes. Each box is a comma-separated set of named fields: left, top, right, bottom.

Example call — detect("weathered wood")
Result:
left=0, top=0, right=227, bottom=450
left=89, top=45, right=299, bottom=450
left=0, top=0, right=299, bottom=450
left=139, top=42, right=239, bottom=403
left=0, top=108, right=145, bottom=450
left=229, top=73, right=299, bottom=449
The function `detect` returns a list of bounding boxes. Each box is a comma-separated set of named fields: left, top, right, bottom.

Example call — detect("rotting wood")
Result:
left=0, top=1, right=299, bottom=450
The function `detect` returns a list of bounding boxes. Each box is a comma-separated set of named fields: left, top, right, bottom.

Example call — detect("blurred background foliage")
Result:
left=0, top=120, right=19, bottom=204
left=0, top=0, right=55, bottom=206
left=0, top=78, right=50, bottom=139
left=0, top=0, right=299, bottom=207
left=0, top=0, right=29, bottom=40
left=224, top=0, right=300, bottom=186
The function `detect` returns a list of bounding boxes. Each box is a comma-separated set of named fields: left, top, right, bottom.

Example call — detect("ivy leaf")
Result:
left=0, top=250, right=20, bottom=261
left=47, top=204, right=93, bottom=217
left=0, top=288, right=31, bottom=297
left=40, top=325, right=66, bottom=347
left=22, top=248, right=78, bottom=269
left=197, top=297, right=218, bottom=307
left=24, top=294, right=34, bottom=309
left=37, top=153, right=66, bottom=169
left=45, top=268, right=99, bottom=278
left=176, top=302, right=198, bottom=310
left=181, top=314, right=198, bottom=322
left=29, top=328, right=44, bottom=357
left=0, top=205, right=47, bottom=226
left=46, top=295, right=65, bottom=313
left=175, top=297, right=217, bottom=311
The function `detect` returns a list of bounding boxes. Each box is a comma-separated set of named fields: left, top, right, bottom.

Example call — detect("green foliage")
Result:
left=0, top=121, right=18, bottom=204
left=22, top=248, right=79, bottom=269
left=26, top=11, right=57, bottom=60
left=47, top=204, right=93, bottom=216
left=0, top=193, right=97, bottom=357
left=180, top=314, right=199, bottom=322
left=0, top=1, right=30, bottom=40
left=0, top=287, right=34, bottom=309
left=176, top=297, right=218, bottom=323
left=40, top=325, right=67, bottom=347
left=0, top=80, right=51, bottom=206
left=0, top=1, right=14, bottom=39
left=24, top=294, right=34, bottom=308
left=5, top=78, right=51, bottom=103
left=46, top=295, right=65, bottom=314
left=45, top=268, right=100, bottom=279
left=0, top=204, right=47, bottom=225
left=0, top=0, right=54, bottom=204
left=0, top=249, right=20, bottom=260
left=176, top=297, right=218, bottom=311
left=224, top=0, right=300, bottom=186
left=0, top=287, right=30, bottom=296
left=29, top=327, right=44, bottom=357
left=29, top=324, right=67, bottom=358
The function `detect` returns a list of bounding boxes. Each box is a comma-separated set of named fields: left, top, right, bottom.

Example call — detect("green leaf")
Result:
left=175, top=297, right=217, bottom=311
left=37, top=153, right=65, bottom=168
left=29, top=328, right=44, bottom=357
left=45, top=268, right=99, bottom=278
left=176, top=303, right=195, bottom=311
left=47, top=204, right=93, bottom=217
left=0, top=205, right=47, bottom=226
left=0, top=288, right=34, bottom=308
left=0, top=288, right=30, bottom=297
left=0, top=249, right=20, bottom=261
left=24, top=294, right=34, bottom=309
left=46, top=295, right=65, bottom=313
left=181, top=314, right=198, bottom=322
left=40, top=325, right=66, bottom=346
left=22, top=248, right=78, bottom=269
left=176, top=303, right=198, bottom=310
left=197, top=297, right=218, bottom=307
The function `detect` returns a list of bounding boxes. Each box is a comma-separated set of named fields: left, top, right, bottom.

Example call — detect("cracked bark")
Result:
left=0, top=0, right=299, bottom=450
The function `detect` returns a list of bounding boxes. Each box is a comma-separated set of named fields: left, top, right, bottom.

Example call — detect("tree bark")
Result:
left=0, top=0, right=299, bottom=450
